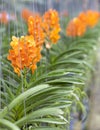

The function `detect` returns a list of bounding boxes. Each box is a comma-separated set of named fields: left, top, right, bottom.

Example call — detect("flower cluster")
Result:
left=8, top=9, right=61, bottom=75
left=42, top=9, right=61, bottom=44
left=7, top=35, right=41, bottom=75
left=28, top=15, right=45, bottom=47
left=79, top=10, right=99, bottom=28
left=66, top=10, right=99, bottom=37
left=28, top=9, right=61, bottom=46
left=66, top=17, right=86, bottom=37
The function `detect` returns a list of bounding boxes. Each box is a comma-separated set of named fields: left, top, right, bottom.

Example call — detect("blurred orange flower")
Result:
left=42, top=9, right=61, bottom=44
left=78, top=12, right=87, bottom=26
left=28, top=15, right=45, bottom=47
left=0, top=11, right=8, bottom=24
left=66, top=17, right=86, bottom=37
left=78, top=10, right=99, bottom=28
left=0, top=11, right=16, bottom=24
left=21, top=8, right=39, bottom=22
left=7, top=35, right=41, bottom=75
left=86, top=10, right=99, bottom=28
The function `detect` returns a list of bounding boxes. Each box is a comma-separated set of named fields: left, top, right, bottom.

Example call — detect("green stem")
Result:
left=21, top=69, right=28, bottom=90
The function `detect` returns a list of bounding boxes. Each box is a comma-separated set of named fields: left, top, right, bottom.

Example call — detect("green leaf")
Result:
left=15, top=108, right=64, bottom=126
left=0, top=84, right=50, bottom=118
left=0, top=119, right=20, bottom=130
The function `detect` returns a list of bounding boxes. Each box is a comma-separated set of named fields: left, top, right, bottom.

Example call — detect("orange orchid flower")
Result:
left=86, top=10, right=99, bottom=28
left=0, top=11, right=8, bottom=24
left=7, top=35, right=41, bottom=75
left=66, top=17, right=86, bottom=37
left=78, top=10, right=99, bottom=28
left=42, top=9, right=61, bottom=44
left=28, top=15, right=45, bottom=47
left=78, top=12, right=88, bottom=26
